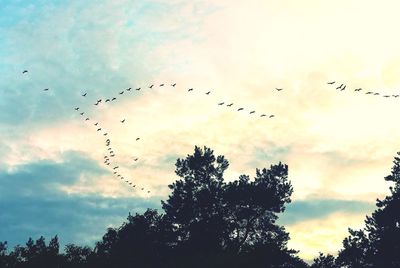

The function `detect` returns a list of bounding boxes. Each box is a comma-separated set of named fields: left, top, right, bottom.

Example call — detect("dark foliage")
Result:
left=0, top=146, right=308, bottom=267
left=335, top=152, right=400, bottom=268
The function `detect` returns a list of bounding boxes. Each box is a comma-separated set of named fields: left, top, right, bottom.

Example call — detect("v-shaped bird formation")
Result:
left=22, top=69, right=279, bottom=195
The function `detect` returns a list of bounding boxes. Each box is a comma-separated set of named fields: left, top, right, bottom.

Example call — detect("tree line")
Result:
left=1, top=146, right=400, bottom=267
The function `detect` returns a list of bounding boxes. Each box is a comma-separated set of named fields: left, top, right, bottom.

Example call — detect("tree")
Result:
left=337, top=152, right=400, bottom=267
left=311, top=252, right=338, bottom=268
left=161, top=146, right=303, bottom=267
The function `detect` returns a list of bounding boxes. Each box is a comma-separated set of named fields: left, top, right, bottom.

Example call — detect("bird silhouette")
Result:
left=94, top=102, right=99, bottom=106
left=327, top=81, right=335, bottom=84
left=105, top=99, right=110, bottom=102
left=113, top=166, right=119, bottom=170
left=383, top=95, right=391, bottom=98
left=374, top=93, right=379, bottom=95
left=120, top=119, right=125, bottom=123
left=149, top=84, right=154, bottom=89
left=43, top=88, right=49, bottom=91
left=269, top=115, right=275, bottom=118
left=97, top=128, right=101, bottom=131
left=237, top=108, right=244, bottom=111
left=136, top=87, right=141, bottom=91
left=393, top=95, right=399, bottom=98
left=275, top=88, right=283, bottom=91
left=82, top=93, right=87, bottom=97
left=136, top=138, right=140, bottom=141
left=141, top=188, right=144, bottom=190
left=171, top=83, right=176, bottom=87
left=206, top=91, right=211, bottom=95
left=160, top=83, right=164, bottom=87
left=188, top=88, right=193, bottom=92
left=119, top=91, right=124, bottom=95
left=74, top=107, right=79, bottom=111
left=260, top=114, right=266, bottom=117
left=80, top=112, right=84, bottom=115
left=147, top=191, right=151, bottom=193
left=126, top=87, right=131, bottom=91
left=250, top=111, right=255, bottom=114
left=336, top=84, right=344, bottom=89
left=340, top=86, right=346, bottom=91
left=133, top=158, right=139, bottom=161
left=103, top=133, right=108, bottom=136
left=355, top=88, right=362, bottom=91
left=85, top=118, right=90, bottom=121
left=227, top=103, right=233, bottom=107
left=218, top=102, right=224, bottom=105
left=94, top=122, right=98, bottom=126
left=112, top=97, right=116, bottom=101
left=22, top=70, right=28, bottom=74
left=366, top=92, right=373, bottom=95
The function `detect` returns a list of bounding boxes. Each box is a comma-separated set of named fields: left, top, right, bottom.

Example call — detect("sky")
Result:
left=1, top=0, right=400, bottom=261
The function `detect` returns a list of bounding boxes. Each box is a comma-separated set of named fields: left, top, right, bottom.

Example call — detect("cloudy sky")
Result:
left=1, top=0, right=400, bottom=261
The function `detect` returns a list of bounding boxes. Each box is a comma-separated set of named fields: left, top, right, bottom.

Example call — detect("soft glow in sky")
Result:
left=1, top=0, right=400, bottom=261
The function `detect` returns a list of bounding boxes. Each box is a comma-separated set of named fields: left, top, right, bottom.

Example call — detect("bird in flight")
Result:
left=237, top=108, right=244, bottom=111
left=80, top=112, right=84, bottom=115
left=171, top=83, right=176, bottom=87
left=149, top=84, right=154, bottom=89
left=126, top=88, right=131, bottom=91
left=336, top=84, right=344, bottom=90
left=112, top=97, right=116, bottom=101
left=218, top=102, right=224, bottom=105
left=160, top=83, right=164, bottom=87
left=120, top=119, right=125, bottom=123
left=250, top=111, right=255, bottom=114
left=136, top=87, right=141, bottom=91
left=188, top=88, right=193, bottom=92
left=22, top=70, right=28, bottom=74
left=82, top=93, right=87, bottom=97
left=260, top=114, right=266, bottom=117
left=85, top=118, right=90, bottom=121
left=227, top=103, right=233, bottom=107
left=206, top=91, right=211, bottom=95
left=383, top=95, right=391, bottom=98
left=43, top=88, right=49, bottom=91
left=97, top=128, right=101, bottom=131
left=113, top=166, right=119, bottom=170
left=374, top=92, right=379, bottom=95
left=94, top=122, right=98, bottom=126
left=133, top=158, right=139, bottom=161
left=393, top=95, right=399, bottom=98
left=340, top=86, right=346, bottom=91
left=136, top=138, right=140, bottom=141
left=105, top=99, right=110, bottom=102
left=103, top=133, right=108, bottom=136
left=275, top=88, right=283, bottom=91
left=366, top=91, right=373, bottom=95
left=74, top=107, right=79, bottom=111
left=119, top=91, right=124, bottom=95
left=327, top=81, right=335, bottom=85
left=269, top=115, right=275, bottom=118
left=355, top=88, right=362, bottom=91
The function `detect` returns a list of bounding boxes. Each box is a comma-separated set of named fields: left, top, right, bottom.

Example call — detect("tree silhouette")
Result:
left=161, top=146, right=305, bottom=267
left=0, top=146, right=309, bottom=267
left=337, top=152, right=400, bottom=267
left=311, top=252, right=338, bottom=268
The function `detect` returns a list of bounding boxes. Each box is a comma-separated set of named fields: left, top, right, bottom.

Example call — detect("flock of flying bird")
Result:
left=21, top=69, right=278, bottom=194
left=327, top=81, right=400, bottom=98
left=20, top=69, right=400, bottom=194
